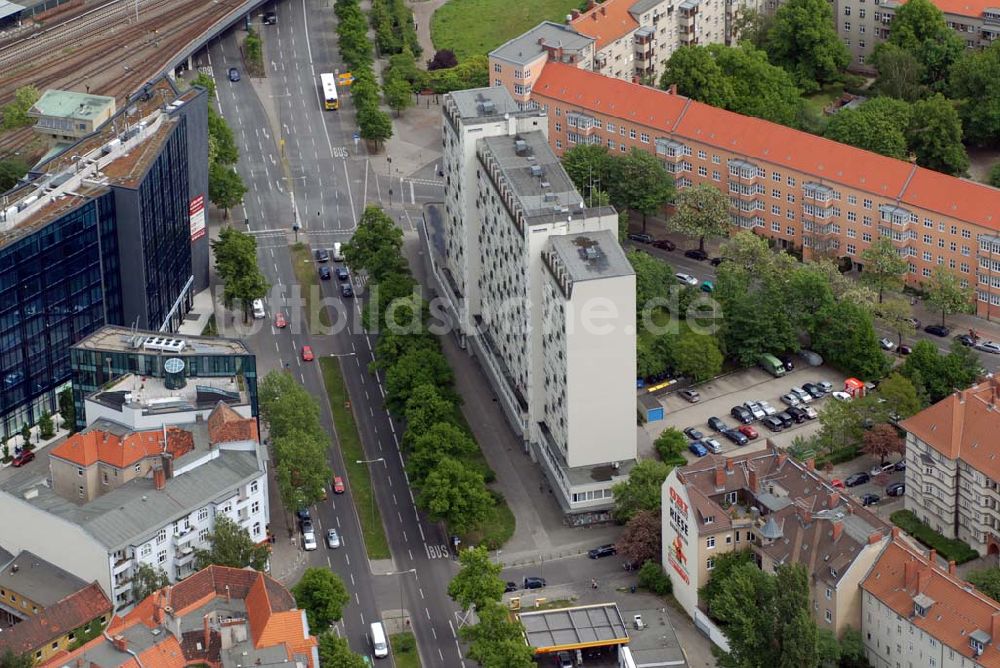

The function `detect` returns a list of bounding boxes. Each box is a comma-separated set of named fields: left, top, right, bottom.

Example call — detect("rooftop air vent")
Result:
left=514, top=140, right=528, bottom=156
left=142, top=337, right=187, bottom=354
left=530, top=165, right=544, bottom=177
left=480, top=100, right=496, bottom=114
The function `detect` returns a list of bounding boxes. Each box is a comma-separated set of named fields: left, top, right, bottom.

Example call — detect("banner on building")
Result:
left=189, top=195, right=206, bottom=241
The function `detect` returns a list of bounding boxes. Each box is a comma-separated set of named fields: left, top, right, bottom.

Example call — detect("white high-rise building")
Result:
left=424, top=86, right=636, bottom=515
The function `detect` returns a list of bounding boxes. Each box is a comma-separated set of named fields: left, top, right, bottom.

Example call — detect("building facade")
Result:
left=491, top=56, right=1000, bottom=317
left=424, top=87, right=636, bottom=514
left=862, top=537, right=1000, bottom=668
left=901, top=378, right=1000, bottom=555
left=662, top=444, right=891, bottom=636
left=0, top=78, right=209, bottom=438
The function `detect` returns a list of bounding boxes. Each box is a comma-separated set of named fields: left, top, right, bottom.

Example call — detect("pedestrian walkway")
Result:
left=406, top=0, right=449, bottom=63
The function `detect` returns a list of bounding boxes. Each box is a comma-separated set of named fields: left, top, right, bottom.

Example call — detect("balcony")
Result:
left=729, top=182, right=762, bottom=201
left=878, top=203, right=912, bottom=229
left=655, top=138, right=688, bottom=162
left=802, top=203, right=833, bottom=220
left=802, top=182, right=835, bottom=206
left=727, top=158, right=759, bottom=183
left=566, top=111, right=597, bottom=136
left=112, top=556, right=133, bottom=574
left=175, top=546, right=197, bottom=566
left=877, top=227, right=915, bottom=249
left=173, top=527, right=197, bottom=547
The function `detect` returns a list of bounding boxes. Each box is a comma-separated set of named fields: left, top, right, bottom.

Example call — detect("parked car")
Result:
left=700, top=281, right=714, bottom=293
left=869, top=462, right=896, bottom=476
left=302, top=531, right=317, bottom=551
left=761, top=416, right=784, bottom=432
left=730, top=405, right=754, bottom=424
left=924, top=324, right=950, bottom=337
left=651, top=239, right=676, bottom=251
left=326, top=529, right=341, bottom=549
left=675, top=272, right=698, bottom=286
left=802, top=405, right=819, bottom=420
left=879, top=337, right=896, bottom=351
left=628, top=233, right=654, bottom=244
left=228, top=67, right=241, bottom=82
left=790, top=387, right=814, bottom=403
left=845, top=472, right=871, bottom=487
left=798, top=349, right=824, bottom=366
left=335, top=267, right=350, bottom=281
left=722, top=429, right=749, bottom=446
left=775, top=411, right=794, bottom=428
left=780, top=393, right=801, bottom=408
left=861, top=493, right=881, bottom=506
left=894, top=459, right=907, bottom=472
left=504, top=581, right=519, bottom=593
left=802, top=382, right=825, bottom=399
left=301, top=345, right=314, bottom=361
left=707, top=416, right=728, bottom=432
left=688, top=442, right=709, bottom=457
left=977, top=340, right=1000, bottom=354
left=588, top=544, right=617, bottom=559
left=315, top=248, right=330, bottom=262
left=341, top=283, right=354, bottom=298
left=898, top=345, right=912, bottom=355
left=684, top=248, right=708, bottom=261
left=831, top=479, right=845, bottom=489
left=680, top=389, right=701, bottom=402
left=710, top=257, right=727, bottom=266
left=831, top=391, right=852, bottom=402
left=333, top=476, right=345, bottom=494
left=817, top=380, right=834, bottom=393
left=703, top=437, right=723, bottom=454
left=683, top=427, right=704, bottom=441
left=955, top=333, right=977, bottom=346
left=758, top=400, right=778, bottom=416
left=524, top=577, right=547, bottom=589
left=262, top=10, right=277, bottom=24
left=905, top=317, right=921, bottom=330
left=744, top=401, right=766, bottom=420
left=301, top=519, right=314, bottom=534
left=738, top=425, right=758, bottom=439
left=11, top=450, right=34, bottom=467
left=319, top=265, right=332, bottom=280
left=785, top=406, right=808, bottom=423
left=886, top=482, right=906, bottom=497
left=777, top=354, right=795, bottom=372
left=252, top=298, right=266, bottom=319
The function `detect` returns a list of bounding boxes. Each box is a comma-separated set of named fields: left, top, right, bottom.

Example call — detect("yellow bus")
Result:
left=320, top=73, right=339, bottom=110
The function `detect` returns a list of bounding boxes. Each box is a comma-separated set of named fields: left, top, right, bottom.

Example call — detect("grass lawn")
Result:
left=890, top=509, right=978, bottom=564
left=320, top=357, right=392, bottom=560
left=289, top=243, right=333, bottom=329
left=430, top=0, right=582, bottom=60
left=461, top=490, right=515, bottom=550
left=801, top=83, right=844, bottom=132
left=391, top=632, right=420, bottom=668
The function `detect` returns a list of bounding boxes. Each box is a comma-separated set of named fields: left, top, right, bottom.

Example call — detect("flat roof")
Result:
left=519, top=603, right=629, bottom=652
left=72, top=325, right=251, bottom=357
left=0, top=1, right=25, bottom=21
left=90, top=373, right=246, bottom=415
left=29, top=89, right=115, bottom=121
left=490, top=20, right=594, bottom=65
left=622, top=606, right=688, bottom=666
left=0, top=550, right=88, bottom=607
left=546, top=231, right=633, bottom=282
left=446, top=87, right=524, bottom=123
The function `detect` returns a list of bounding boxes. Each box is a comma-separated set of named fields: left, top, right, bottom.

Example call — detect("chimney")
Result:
left=928, top=549, right=937, bottom=566
left=203, top=614, right=211, bottom=649
left=153, top=599, right=165, bottom=625
left=832, top=520, right=843, bottom=542
left=725, top=458, right=734, bottom=473
left=160, top=453, right=173, bottom=479
left=601, top=5, right=607, bottom=15
left=992, top=612, right=1000, bottom=645
left=806, top=458, right=815, bottom=471
left=948, top=560, right=956, bottom=575
left=891, top=526, right=900, bottom=539
left=153, top=467, right=166, bottom=491
left=225, top=584, right=231, bottom=603
left=715, top=465, right=725, bottom=488
left=668, top=83, right=678, bottom=95
left=917, top=567, right=931, bottom=594
left=777, top=451, right=787, bottom=467
left=800, top=508, right=812, bottom=524
left=748, top=468, right=759, bottom=493
left=112, top=635, right=128, bottom=653
left=828, top=491, right=840, bottom=508
left=868, top=532, right=881, bottom=545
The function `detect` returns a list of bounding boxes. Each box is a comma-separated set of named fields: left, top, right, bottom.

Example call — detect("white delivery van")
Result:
left=333, top=242, right=344, bottom=261
left=252, top=298, right=266, bottom=319
left=370, top=621, right=388, bottom=658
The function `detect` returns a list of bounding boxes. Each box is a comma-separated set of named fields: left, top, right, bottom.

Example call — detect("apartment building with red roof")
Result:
left=900, top=377, right=1000, bottom=555
left=40, top=565, right=318, bottom=668
left=488, top=55, right=1000, bottom=317
left=0, top=582, right=111, bottom=664
left=862, top=537, right=1000, bottom=667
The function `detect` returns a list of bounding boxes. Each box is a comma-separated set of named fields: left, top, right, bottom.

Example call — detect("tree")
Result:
left=875, top=297, right=916, bottom=347
left=561, top=144, right=617, bottom=206
left=861, top=237, right=910, bottom=304
left=0, top=158, right=27, bottom=193
left=668, top=183, right=731, bottom=252
left=403, top=384, right=457, bottom=442
left=876, top=372, right=924, bottom=419
left=427, top=48, right=458, bottom=70
left=385, top=346, right=454, bottom=414
left=192, top=71, right=217, bottom=99
left=660, top=46, right=735, bottom=107
left=654, top=427, right=688, bottom=466
left=907, top=94, right=969, bottom=175
left=195, top=516, right=270, bottom=571
left=132, top=563, right=169, bottom=602
left=208, top=110, right=239, bottom=165
left=925, top=265, right=974, bottom=326
left=608, top=148, right=675, bottom=232
left=611, top=459, right=671, bottom=522
left=617, top=510, right=662, bottom=566
left=273, top=428, right=332, bottom=509
left=990, top=163, right=1000, bottom=188
left=1, top=85, right=40, bottom=130
left=764, top=0, right=848, bottom=92
left=900, top=340, right=980, bottom=403
left=448, top=545, right=505, bottom=610
left=949, top=41, right=1000, bottom=145
left=886, top=0, right=964, bottom=87
left=317, top=632, right=368, bottom=668
left=816, top=629, right=841, bottom=668
left=627, top=249, right=676, bottom=312
left=812, top=300, right=891, bottom=380
left=58, top=387, right=75, bottom=433
left=637, top=560, right=672, bottom=595
left=862, top=423, right=905, bottom=465
left=673, top=332, right=723, bottom=382
left=713, top=44, right=803, bottom=126
left=37, top=410, right=54, bottom=440
left=730, top=7, right=773, bottom=48
left=19, top=423, right=31, bottom=448
left=418, top=457, right=493, bottom=532
left=258, top=370, right=322, bottom=439
left=823, top=98, right=911, bottom=160
left=463, top=602, right=534, bottom=668
left=384, top=76, right=414, bottom=116
left=343, top=205, right=404, bottom=279
left=699, top=550, right=755, bottom=616
left=871, top=43, right=926, bottom=101
left=358, top=105, right=394, bottom=150
left=212, top=226, right=269, bottom=321
left=292, top=568, right=351, bottom=629
left=966, top=568, right=1000, bottom=603
left=839, top=627, right=868, bottom=668
left=407, top=422, right=478, bottom=484
left=209, top=164, right=247, bottom=218
left=0, top=649, right=34, bottom=668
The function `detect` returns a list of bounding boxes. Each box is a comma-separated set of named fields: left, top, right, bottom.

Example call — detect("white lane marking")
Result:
left=418, top=524, right=425, bottom=542
left=431, top=626, right=437, bottom=640
left=419, top=588, right=425, bottom=600
left=392, top=493, right=397, bottom=505
left=448, top=620, right=457, bottom=638
left=350, top=572, right=355, bottom=585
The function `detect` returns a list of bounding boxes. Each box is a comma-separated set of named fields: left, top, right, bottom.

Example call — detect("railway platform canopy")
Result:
left=0, top=1, right=25, bottom=26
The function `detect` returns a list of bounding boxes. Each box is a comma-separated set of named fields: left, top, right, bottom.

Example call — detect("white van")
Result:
left=251, top=298, right=266, bottom=319
left=370, top=621, right=388, bottom=658
left=333, top=242, right=344, bottom=262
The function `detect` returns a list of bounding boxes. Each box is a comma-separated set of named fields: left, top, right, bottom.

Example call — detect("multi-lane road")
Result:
left=205, top=1, right=463, bottom=665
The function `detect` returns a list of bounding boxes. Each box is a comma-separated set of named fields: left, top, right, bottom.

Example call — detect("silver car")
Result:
left=780, top=393, right=801, bottom=407
left=743, top=401, right=765, bottom=420
left=703, top=437, right=723, bottom=454
left=790, top=387, right=813, bottom=404
left=976, top=340, right=1000, bottom=354
left=326, top=528, right=341, bottom=549
left=758, top=400, right=778, bottom=416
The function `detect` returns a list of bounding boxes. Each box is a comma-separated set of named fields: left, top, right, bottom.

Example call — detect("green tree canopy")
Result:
left=899, top=340, right=982, bottom=403
left=990, top=163, right=1000, bottom=188
left=293, top=568, right=351, bottom=630
left=608, top=148, right=675, bottom=231
left=949, top=40, right=1000, bottom=145
left=273, top=428, right=332, bottom=509
left=208, top=110, right=239, bottom=165
left=887, top=0, right=964, bottom=87
left=406, top=422, right=478, bottom=485
left=0, top=158, right=28, bottom=193
left=627, top=249, right=676, bottom=312
left=0, top=649, right=34, bottom=668
left=673, top=332, right=723, bottom=382
left=764, top=0, right=848, bottom=92
left=654, top=427, right=688, bottom=466
left=132, top=563, right=169, bottom=603
left=611, top=459, right=671, bottom=522
left=358, top=106, right=394, bottom=149
left=403, top=383, right=458, bottom=443
left=462, top=602, right=534, bottom=668
left=925, top=265, right=974, bottom=326
left=876, top=372, right=924, bottom=419
left=1, top=85, right=39, bottom=130
left=384, top=75, right=414, bottom=116
left=907, top=94, right=969, bottom=175
left=211, top=226, right=269, bottom=319
left=966, top=568, right=1000, bottom=603
left=317, top=632, right=368, bottom=668
left=195, top=516, right=270, bottom=571
left=659, top=45, right=735, bottom=107
left=667, top=183, right=731, bottom=252
left=384, top=346, right=454, bottom=414
left=343, top=205, right=405, bottom=280
left=208, top=164, right=248, bottom=218
left=417, top=456, right=493, bottom=532
left=861, top=237, right=909, bottom=302
left=824, top=103, right=909, bottom=159
left=561, top=144, right=618, bottom=206
left=812, top=300, right=891, bottom=380
left=448, top=545, right=505, bottom=610
left=871, top=43, right=926, bottom=101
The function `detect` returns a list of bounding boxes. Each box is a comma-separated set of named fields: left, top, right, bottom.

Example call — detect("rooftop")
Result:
left=446, top=86, right=525, bottom=122
left=0, top=550, right=89, bottom=608
left=28, top=90, right=116, bottom=122
left=570, top=0, right=640, bottom=50
left=916, top=0, right=1000, bottom=19
left=88, top=373, right=247, bottom=418
left=489, top=20, right=594, bottom=66
left=72, top=325, right=250, bottom=357
left=862, top=539, right=1000, bottom=666
left=545, top=231, right=634, bottom=284
left=532, top=62, right=1000, bottom=232
left=519, top=603, right=629, bottom=652
left=100, top=120, right=177, bottom=189
left=0, top=582, right=111, bottom=655
left=900, top=377, right=1000, bottom=480
left=0, top=1, right=25, bottom=21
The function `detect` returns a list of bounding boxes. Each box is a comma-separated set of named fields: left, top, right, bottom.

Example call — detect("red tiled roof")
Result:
left=532, top=62, right=1000, bottom=230
left=0, top=582, right=111, bottom=655
left=900, top=378, right=1000, bottom=479
left=206, top=402, right=258, bottom=445
left=50, top=430, right=163, bottom=468
left=570, top=0, right=639, bottom=50
left=924, top=0, right=997, bottom=19
left=862, top=539, right=1000, bottom=666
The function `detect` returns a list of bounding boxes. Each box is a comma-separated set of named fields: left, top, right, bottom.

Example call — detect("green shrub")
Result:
left=890, top=510, right=979, bottom=564
left=637, top=560, right=672, bottom=596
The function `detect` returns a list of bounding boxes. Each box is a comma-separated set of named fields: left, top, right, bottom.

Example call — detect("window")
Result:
left=78, top=485, right=84, bottom=498
left=772, top=205, right=781, bottom=215
left=102, top=471, right=108, bottom=485
left=698, top=166, right=707, bottom=176
left=847, top=194, right=857, bottom=205
left=863, top=198, right=872, bottom=209
left=620, top=127, right=626, bottom=136
left=787, top=176, right=796, bottom=187
left=772, top=171, right=782, bottom=182
left=77, top=467, right=83, bottom=476
left=726, top=535, right=732, bottom=544
left=707, top=558, right=716, bottom=570
left=698, top=150, right=707, bottom=160
left=787, top=210, right=795, bottom=220
left=847, top=244, right=856, bottom=255
left=773, top=221, right=781, bottom=232
left=863, top=215, right=872, bottom=226
left=156, top=528, right=167, bottom=545
left=253, top=522, right=262, bottom=537
left=844, top=5, right=851, bottom=14
left=961, top=262, right=970, bottom=273
left=141, top=544, right=152, bottom=557
left=157, top=550, right=166, bottom=564
left=859, top=7, right=866, bottom=16
left=707, top=536, right=716, bottom=549
left=606, top=122, right=615, bottom=132
left=825, top=609, right=833, bottom=623
left=629, top=128, right=636, bottom=139
left=924, top=234, right=932, bottom=244
left=640, top=133, right=649, bottom=143
left=712, top=155, right=720, bottom=164
left=787, top=193, right=795, bottom=203
left=787, top=226, right=794, bottom=236
left=825, top=587, right=832, bottom=600
left=962, top=228, right=971, bottom=239
left=847, top=211, right=857, bottom=221
left=134, top=463, right=141, bottom=473
left=712, top=170, right=720, bottom=181
left=847, top=228, right=856, bottom=238
left=251, top=501, right=260, bottom=514
left=844, top=21, right=851, bottom=30
left=493, top=62, right=501, bottom=73
left=554, top=122, right=561, bottom=132
left=198, top=507, right=209, bottom=521
left=250, top=480, right=259, bottom=495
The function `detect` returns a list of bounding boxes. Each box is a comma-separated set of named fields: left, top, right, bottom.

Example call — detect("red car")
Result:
left=831, top=479, right=845, bottom=490
left=274, top=312, right=287, bottom=328
left=333, top=476, right=345, bottom=494
left=11, top=451, right=34, bottom=467
left=737, top=425, right=758, bottom=440
left=301, top=345, right=314, bottom=361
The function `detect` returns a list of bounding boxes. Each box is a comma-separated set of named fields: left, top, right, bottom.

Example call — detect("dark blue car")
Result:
left=688, top=442, right=709, bottom=457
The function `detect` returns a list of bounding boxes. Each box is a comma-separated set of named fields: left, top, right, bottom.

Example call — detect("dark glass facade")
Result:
left=0, top=192, right=123, bottom=436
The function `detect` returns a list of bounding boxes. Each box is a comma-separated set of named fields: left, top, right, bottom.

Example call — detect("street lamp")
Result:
left=378, top=568, right=417, bottom=628
left=356, top=458, right=385, bottom=530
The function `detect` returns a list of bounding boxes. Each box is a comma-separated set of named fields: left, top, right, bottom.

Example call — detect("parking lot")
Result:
left=640, top=362, right=851, bottom=459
